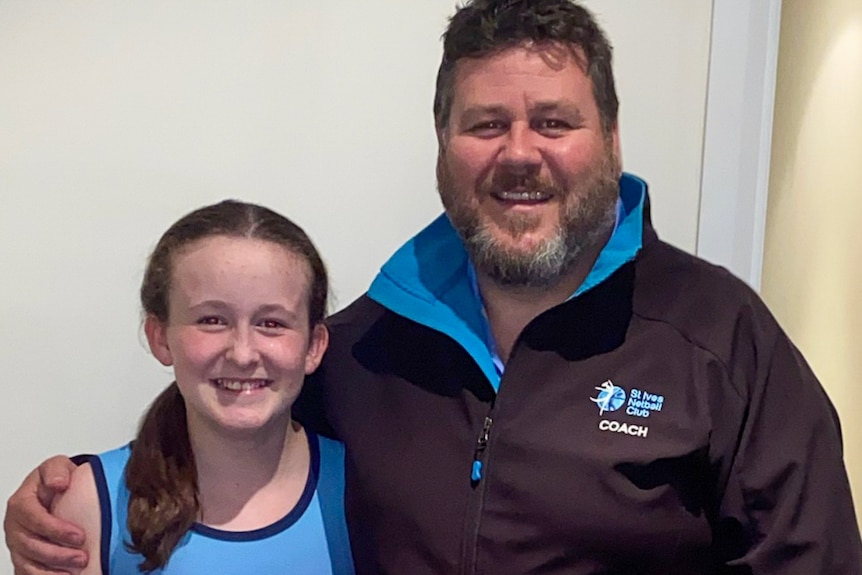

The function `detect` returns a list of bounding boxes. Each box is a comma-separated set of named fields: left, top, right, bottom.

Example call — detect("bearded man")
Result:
left=6, top=1, right=861, bottom=574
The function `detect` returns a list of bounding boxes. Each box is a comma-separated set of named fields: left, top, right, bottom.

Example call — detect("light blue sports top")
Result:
left=89, top=433, right=354, bottom=574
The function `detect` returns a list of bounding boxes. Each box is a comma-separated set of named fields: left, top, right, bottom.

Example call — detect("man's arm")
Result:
left=4, top=456, right=89, bottom=575
left=720, top=331, right=862, bottom=573
left=293, top=363, right=337, bottom=439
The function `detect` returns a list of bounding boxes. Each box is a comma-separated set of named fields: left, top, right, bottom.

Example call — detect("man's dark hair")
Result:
left=433, top=0, right=618, bottom=133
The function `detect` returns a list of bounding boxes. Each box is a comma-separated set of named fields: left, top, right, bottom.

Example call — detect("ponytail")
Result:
left=124, top=383, right=198, bottom=572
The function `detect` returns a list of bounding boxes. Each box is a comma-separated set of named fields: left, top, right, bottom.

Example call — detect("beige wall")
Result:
left=762, top=0, right=862, bottom=525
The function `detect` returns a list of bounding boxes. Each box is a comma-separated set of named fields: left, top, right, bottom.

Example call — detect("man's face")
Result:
left=437, top=43, right=621, bottom=288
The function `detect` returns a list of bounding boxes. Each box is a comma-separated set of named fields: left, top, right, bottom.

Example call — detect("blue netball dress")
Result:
left=88, top=433, right=354, bottom=574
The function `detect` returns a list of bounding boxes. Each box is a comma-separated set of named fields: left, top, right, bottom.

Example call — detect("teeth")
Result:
left=496, top=190, right=549, bottom=201
left=214, top=379, right=269, bottom=391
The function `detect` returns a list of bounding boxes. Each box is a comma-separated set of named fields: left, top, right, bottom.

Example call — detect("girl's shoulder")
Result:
left=51, top=462, right=101, bottom=575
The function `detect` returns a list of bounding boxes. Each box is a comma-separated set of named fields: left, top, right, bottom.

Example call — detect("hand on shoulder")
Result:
left=4, top=456, right=90, bottom=575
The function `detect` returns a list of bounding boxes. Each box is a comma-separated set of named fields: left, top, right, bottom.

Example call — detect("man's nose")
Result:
left=498, top=123, right=542, bottom=170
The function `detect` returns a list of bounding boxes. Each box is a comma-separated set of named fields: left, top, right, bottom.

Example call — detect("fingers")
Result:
left=37, top=456, right=77, bottom=498
left=11, top=540, right=84, bottom=575
left=6, top=468, right=85, bottom=549
left=6, top=521, right=87, bottom=575
left=6, top=507, right=87, bottom=554
left=5, top=517, right=88, bottom=573
left=4, top=465, right=89, bottom=575
left=12, top=563, right=70, bottom=575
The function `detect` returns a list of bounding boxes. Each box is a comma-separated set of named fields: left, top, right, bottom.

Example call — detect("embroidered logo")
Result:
left=599, top=419, right=648, bottom=437
left=590, top=380, right=626, bottom=415
left=625, top=388, right=665, bottom=418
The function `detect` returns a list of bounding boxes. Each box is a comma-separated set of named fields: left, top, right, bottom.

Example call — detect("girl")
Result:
left=52, top=200, right=353, bottom=574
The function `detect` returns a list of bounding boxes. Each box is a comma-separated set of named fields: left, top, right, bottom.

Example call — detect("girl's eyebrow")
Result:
left=186, top=301, right=301, bottom=322
left=257, top=304, right=299, bottom=319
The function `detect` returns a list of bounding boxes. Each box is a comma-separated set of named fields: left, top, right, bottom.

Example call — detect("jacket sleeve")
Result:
left=293, top=363, right=338, bottom=440
left=718, top=322, right=862, bottom=573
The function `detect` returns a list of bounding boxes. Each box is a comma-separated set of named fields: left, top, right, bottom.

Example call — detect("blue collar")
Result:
left=368, top=172, right=648, bottom=391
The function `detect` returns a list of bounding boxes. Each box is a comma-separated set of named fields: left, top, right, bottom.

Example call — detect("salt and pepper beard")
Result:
left=437, top=138, right=621, bottom=289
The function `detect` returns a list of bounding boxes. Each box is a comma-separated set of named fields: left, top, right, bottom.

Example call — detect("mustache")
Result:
left=480, top=170, right=565, bottom=196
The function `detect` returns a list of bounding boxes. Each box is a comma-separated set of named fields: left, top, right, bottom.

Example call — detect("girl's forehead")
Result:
left=174, top=235, right=304, bottom=266
left=170, top=236, right=311, bottom=288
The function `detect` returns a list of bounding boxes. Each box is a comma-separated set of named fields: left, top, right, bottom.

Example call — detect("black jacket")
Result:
left=297, top=189, right=861, bottom=574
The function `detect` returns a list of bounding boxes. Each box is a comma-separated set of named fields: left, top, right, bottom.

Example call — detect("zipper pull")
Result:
left=471, top=416, right=494, bottom=483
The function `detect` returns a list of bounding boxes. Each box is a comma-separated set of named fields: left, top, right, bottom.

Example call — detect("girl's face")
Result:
left=144, top=235, right=327, bottom=439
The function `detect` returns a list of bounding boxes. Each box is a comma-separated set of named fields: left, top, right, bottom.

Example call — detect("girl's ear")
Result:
left=144, top=315, right=173, bottom=367
left=304, top=323, right=329, bottom=375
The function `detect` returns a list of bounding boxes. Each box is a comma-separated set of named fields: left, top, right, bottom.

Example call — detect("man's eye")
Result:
left=537, top=118, right=571, bottom=131
left=468, top=121, right=507, bottom=135
left=259, top=319, right=286, bottom=330
left=198, top=316, right=224, bottom=326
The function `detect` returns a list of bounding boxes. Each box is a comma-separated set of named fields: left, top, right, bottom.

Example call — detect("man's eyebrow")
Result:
left=531, top=101, right=585, bottom=121
left=457, top=105, right=510, bottom=121
left=188, top=299, right=228, bottom=310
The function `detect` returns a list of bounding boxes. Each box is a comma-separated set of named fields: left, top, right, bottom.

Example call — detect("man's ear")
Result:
left=610, top=120, right=622, bottom=172
left=144, top=315, right=173, bottom=367
left=304, top=323, right=330, bottom=375
left=436, top=125, right=448, bottom=151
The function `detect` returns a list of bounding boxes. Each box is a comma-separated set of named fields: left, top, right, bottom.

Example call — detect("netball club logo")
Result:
left=591, top=380, right=626, bottom=415
left=591, top=379, right=653, bottom=438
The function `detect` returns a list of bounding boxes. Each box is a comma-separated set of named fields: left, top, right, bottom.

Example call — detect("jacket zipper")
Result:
left=461, top=412, right=495, bottom=575
left=459, top=319, right=530, bottom=573
left=471, top=416, right=494, bottom=482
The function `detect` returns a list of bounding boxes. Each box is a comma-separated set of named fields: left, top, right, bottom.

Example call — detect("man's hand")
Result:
left=4, top=457, right=89, bottom=575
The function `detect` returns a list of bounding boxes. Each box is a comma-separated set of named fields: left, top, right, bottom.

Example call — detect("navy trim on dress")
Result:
left=87, top=454, right=113, bottom=575
left=191, top=431, right=321, bottom=542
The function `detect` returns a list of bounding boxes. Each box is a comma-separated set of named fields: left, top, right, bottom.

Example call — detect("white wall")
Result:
left=698, top=0, right=782, bottom=291
left=584, top=0, right=713, bottom=252
left=0, top=2, right=725, bottom=570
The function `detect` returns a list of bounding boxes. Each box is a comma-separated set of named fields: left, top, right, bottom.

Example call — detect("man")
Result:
left=6, top=1, right=862, bottom=573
